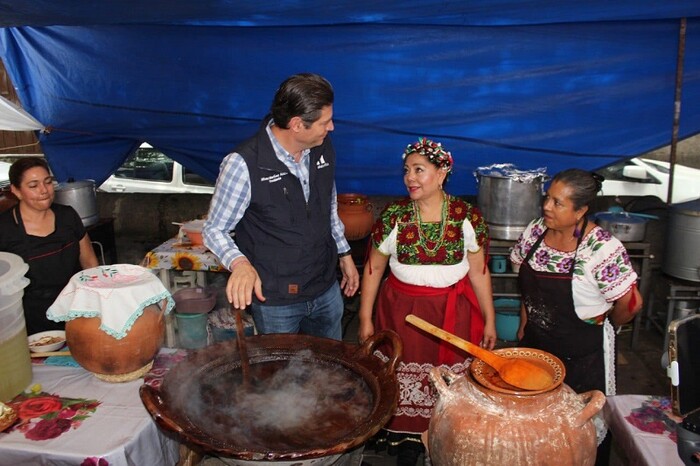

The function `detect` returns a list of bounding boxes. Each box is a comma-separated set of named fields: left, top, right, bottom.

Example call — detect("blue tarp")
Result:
left=1, top=1, right=700, bottom=195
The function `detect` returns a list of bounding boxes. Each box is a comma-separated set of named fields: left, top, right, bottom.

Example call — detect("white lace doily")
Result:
left=47, top=264, right=174, bottom=339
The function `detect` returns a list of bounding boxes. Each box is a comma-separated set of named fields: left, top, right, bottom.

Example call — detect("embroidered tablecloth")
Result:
left=0, top=363, right=179, bottom=466
left=604, top=394, right=684, bottom=466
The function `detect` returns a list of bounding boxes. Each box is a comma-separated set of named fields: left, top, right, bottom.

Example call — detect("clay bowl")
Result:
left=469, top=347, right=565, bottom=396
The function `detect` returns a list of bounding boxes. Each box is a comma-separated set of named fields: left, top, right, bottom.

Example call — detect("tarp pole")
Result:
left=667, top=17, right=687, bottom=206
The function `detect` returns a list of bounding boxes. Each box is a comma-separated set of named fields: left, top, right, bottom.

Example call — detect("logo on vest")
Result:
left=260, top=173, right=287, bottom=183
left=316, top=154, right=329, bottom=170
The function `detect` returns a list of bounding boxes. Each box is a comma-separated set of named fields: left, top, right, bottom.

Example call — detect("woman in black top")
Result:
left=0, top=157, right=98, bottom=334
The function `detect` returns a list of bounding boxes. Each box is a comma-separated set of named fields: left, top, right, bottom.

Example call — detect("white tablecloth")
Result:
left=0, top=363, right=179, bottom=466
left=604, top=394, right=683, bottom=466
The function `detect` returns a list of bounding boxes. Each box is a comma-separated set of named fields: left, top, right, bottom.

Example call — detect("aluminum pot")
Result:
left=140, top=330, right=401, bottom=465
left=594, top=211, right=648, bottom=242
left=54, top=180, right=99, bottom=226
left=663, top=198, right=700, bottom=282
left=476, top=172, right=545, bottom=240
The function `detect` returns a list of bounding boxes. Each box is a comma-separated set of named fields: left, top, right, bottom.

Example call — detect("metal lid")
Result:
left=594, top=212, right=648, bottom=224
left=0, top=252, right=30, bottom=296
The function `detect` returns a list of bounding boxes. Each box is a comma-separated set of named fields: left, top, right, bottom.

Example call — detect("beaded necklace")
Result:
left=413, top=194, right=450, bottom=256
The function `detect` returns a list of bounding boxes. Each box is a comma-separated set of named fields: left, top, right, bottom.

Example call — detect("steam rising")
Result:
left=167, top=349, right=373, bottom=451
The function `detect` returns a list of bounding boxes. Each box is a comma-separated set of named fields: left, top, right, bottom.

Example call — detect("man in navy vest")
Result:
left=203, top=73, right=359, bottom=340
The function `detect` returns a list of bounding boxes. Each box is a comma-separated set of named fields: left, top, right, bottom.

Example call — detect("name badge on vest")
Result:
left=288, top=284, right=299, bottom=294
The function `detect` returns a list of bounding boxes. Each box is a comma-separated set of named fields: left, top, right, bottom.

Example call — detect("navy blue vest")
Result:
left=234, top=121, right=338, bottom=305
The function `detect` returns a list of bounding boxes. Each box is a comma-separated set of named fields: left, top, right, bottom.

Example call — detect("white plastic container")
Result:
left=0, top=252, right=32, bottom=402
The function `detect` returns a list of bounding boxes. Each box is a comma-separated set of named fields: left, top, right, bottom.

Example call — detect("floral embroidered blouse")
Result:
left=370, top=195, right=488, bottom=288
left=510, top=217, right=638, bottom=323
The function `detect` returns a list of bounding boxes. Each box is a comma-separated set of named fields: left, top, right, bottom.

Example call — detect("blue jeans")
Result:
left=250, top=281, right=344, bottom=340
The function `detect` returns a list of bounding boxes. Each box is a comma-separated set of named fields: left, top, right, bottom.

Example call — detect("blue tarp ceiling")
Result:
left=1, top=1, right=700, bottom=195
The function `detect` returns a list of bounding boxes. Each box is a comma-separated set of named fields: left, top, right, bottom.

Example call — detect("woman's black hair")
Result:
left=551, top=168, right=605, bottom=211
left=9, top=157, right=50, bottom=188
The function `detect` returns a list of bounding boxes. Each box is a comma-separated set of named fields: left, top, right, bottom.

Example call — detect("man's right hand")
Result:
left=227, top=258, right=265, bottom=309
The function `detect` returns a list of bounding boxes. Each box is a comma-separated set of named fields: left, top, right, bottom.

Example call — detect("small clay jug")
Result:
left=337, top=193, right=374, bottom=241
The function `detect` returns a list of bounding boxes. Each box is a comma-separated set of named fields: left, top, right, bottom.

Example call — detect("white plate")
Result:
left=27, top=330, right=66, bottom=353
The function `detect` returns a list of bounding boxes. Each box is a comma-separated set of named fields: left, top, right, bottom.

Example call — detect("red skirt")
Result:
left=375, top=274, right=484, bottom=435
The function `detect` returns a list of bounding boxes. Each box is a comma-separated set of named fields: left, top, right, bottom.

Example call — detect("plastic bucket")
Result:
left=175, top=312, right=208, bottom=349
left=494, top=298, right=521, bottom=342
left=0, top=252, right=32, bottom=402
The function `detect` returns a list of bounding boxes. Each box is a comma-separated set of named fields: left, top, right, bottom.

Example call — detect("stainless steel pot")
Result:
left=663, top=198, right=700, bottom=282
left=476, top=173, right=544, bottom=240
left=594, top=212, right=648, bottom=242
left=54, top=180, right=99, bottom=226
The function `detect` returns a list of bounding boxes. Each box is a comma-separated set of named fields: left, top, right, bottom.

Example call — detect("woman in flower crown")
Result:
left=358, top=137, right=496, bottom=465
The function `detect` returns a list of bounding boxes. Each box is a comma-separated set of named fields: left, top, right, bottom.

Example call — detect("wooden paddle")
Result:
left=405, top=314, right=554, bottom=391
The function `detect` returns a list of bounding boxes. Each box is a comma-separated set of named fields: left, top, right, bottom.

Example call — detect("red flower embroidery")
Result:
left=416, top=245, right=447, bottom=263
left=398, top=224, right=419, bottom=245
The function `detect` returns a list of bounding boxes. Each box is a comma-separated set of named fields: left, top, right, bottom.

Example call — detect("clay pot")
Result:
left=0, top=190, right=18, bottom=214
left=66, top=302, right=165, bottom=382
left=427, top=366, right=605, bottom=466
left=140, top=330, right=402, bottom=463
left=337, top=193, right=374, bottom=241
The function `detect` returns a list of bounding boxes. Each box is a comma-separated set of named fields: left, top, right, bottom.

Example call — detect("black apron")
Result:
left=13, top=206, right=82, bottom=335
left=517, top=220, right=605, bottom=393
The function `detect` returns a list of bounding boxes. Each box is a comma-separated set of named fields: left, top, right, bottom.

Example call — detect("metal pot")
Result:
left=593, top=211, right=649, bottom=242
left=140, top=330, right=401, bottom=465
left=54, top=180, right=99, bottom=226
left=663, top=198, right=700, bottom=282
left=476, top=170, right=546, bottom=240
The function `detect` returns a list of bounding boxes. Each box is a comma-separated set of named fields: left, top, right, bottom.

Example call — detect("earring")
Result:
left=573, top=218, right=582, bottom=238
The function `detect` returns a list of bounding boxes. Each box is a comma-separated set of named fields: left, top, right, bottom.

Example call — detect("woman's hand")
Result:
left=481, top=321, right=497, bottom=350
left=517, top=303, right=527, bottom=341
left=358, top=319, right=375, bottom=344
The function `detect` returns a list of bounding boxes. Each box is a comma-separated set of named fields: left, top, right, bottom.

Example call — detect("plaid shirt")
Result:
left=203, top=120, right=349, bottom=270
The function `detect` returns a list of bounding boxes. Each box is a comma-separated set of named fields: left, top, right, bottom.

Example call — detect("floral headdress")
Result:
left=402, top=137, right=454, bottom=174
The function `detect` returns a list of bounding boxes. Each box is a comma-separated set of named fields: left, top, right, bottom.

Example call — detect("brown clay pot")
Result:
left=337, top=193, right=374, bottom=241
left=66, top=303, right=165, bottom=382
left=427, top=367, right=606, bottom=466
left=140, top=330, right=402, bottom=464
left=0, top=190, right=18, bottom=214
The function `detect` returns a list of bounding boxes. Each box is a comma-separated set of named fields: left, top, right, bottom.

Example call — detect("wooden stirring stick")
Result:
left=233, top=305, right=251, bottom=387
left=405, top=314, right=554, bottom=391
